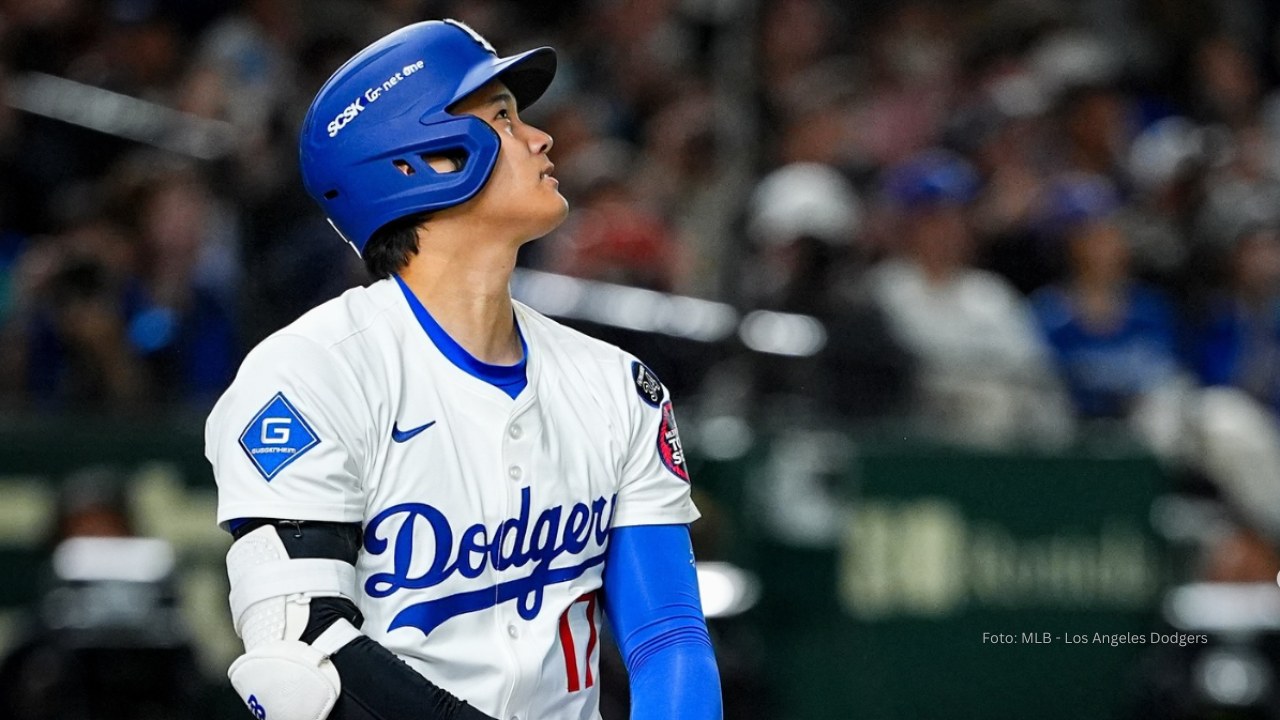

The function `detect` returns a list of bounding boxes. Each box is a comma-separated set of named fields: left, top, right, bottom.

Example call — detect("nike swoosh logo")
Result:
left=391, top=420, right=436, bottom=443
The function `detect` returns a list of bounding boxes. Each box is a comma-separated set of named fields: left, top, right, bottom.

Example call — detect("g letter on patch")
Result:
left=239, top=392, right=320, bottom=481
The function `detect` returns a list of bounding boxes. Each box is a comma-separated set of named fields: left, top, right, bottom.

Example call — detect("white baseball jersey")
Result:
left=206, top=277, right=699, bottom=720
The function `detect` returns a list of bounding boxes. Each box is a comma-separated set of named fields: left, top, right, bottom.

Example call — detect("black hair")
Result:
left=363, top=212, right=429, bottom=279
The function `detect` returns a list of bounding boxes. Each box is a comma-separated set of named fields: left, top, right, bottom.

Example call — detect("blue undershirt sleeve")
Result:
left=601, top=524, right=723, bottom=720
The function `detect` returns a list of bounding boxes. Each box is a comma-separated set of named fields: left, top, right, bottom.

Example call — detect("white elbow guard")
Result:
left=225, top=525, right=363, bottom=720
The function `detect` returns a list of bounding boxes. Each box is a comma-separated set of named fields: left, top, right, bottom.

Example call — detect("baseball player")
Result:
left=205, top=19, right=723, bottom=720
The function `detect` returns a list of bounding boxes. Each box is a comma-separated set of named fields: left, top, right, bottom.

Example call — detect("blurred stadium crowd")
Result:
left=6, top=0, right=1280, bottom=533
left=6, top=0, right=1280, bottom=714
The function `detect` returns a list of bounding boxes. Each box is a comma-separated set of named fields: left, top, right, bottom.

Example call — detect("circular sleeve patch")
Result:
left=632, top=361, right=664, bottom=407
left=657, top=401, right=690, bottom=482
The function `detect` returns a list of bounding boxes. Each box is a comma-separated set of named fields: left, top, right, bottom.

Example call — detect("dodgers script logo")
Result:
left=364, top=487, right=616, bottom=636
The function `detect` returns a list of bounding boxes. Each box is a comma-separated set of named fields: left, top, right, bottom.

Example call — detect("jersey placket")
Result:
left=495, top=387, right=541, bottom=720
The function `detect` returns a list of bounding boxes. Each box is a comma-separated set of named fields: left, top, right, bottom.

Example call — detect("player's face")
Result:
left=449, top=80, right=568, bottom=243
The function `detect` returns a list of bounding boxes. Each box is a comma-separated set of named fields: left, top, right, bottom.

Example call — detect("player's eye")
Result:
left=495, top=108, right=511, bottom=122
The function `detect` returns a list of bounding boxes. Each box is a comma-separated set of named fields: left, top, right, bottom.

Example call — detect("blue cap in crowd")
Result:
left=881, top=150, right=980, bottom=209
left=1036, top=173, right=1121, bottom=237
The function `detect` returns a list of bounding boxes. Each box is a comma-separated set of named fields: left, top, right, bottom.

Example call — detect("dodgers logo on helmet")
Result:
left=299, top=19, right=557, bottom=255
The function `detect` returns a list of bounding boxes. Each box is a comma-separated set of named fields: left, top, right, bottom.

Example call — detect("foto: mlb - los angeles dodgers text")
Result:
left=982, top=632, right=1208, bottom=647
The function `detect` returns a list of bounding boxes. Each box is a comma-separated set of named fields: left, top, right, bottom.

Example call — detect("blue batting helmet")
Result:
left=299, top=20, right=557, bottom=255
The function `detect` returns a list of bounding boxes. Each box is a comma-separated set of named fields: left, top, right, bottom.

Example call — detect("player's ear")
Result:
left=393, top=155, right=463, bottom=176
left=421, top=155, right=464, bottom=174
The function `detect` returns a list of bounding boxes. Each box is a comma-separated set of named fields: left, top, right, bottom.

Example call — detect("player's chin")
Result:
left=521, top=195, right=569, bottom=242
left=541, top=191, right=569, bottom=227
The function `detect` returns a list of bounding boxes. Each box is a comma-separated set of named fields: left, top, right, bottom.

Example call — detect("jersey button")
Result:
left=508, top=424, right=522, bottom=439
left=507, top=624, right=519, bottom=639
left=508, top=465, right=522, bottom=481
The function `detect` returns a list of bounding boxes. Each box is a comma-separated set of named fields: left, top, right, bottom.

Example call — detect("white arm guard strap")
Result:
left=225, top=525, right=362, bottom=720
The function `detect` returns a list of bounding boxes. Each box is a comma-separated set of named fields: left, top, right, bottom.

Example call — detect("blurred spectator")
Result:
left=1054, top=80, right=1131, bottom=184
left=104, top=155, right=240, bottom=405
left=1192, top=33, right=1263, bottom=129
left=845, top=3, right=958, bottom=167
left=45, top=465, right=136, bottom=545
left=867, top=150, right=1072, bottom=448
left=757, top=0, right=839, bottom=120
left=1120, top=115, right=1215, bottom=288
left=0, top=466, right=209, bottom=719
left=193, top=0, right=300, bottom=132
left=86, top=2, right=183, bottom=96
left=963, top=90, right=1054, bottom=293
left=3, top=219, right=149, bottom=410
left=630, top=89, right=747, bottom=299
left=1194, top=224, right=1280, bottom=416
left=1, top=156, right=240, bottom=411
left=1031, top=31, right=1130, bottom=178
left=545, top=176, right=684, bottom=292
left=701, top=162, right=912, bottom=423
left=1193, top=119, right=1280, bottom=253
left=743, top=163, right=863, bottom=315
left=1030, top=174, right=1183, bottom=420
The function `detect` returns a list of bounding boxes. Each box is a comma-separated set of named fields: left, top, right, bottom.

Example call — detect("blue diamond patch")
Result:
left=239, top=392, right=320, bottom=481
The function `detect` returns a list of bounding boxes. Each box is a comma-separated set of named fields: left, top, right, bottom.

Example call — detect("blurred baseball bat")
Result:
left=3, top=71, right=237, bottom=160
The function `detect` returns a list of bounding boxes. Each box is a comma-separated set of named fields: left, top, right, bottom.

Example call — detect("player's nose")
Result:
left=524, top=123, right=553, bottom=156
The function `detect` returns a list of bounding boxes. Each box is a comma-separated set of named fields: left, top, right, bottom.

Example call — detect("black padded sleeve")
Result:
left=231, top=519, right=496, bottom=720
left=232, top=518, right=361, bottom=562
left=329, top=637, right=495, bottom=720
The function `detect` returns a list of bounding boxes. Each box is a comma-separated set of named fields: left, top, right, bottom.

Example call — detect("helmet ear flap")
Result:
left=355, top=115, right=501, bottom=242
left=401, top=113, right=501, bottom=198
